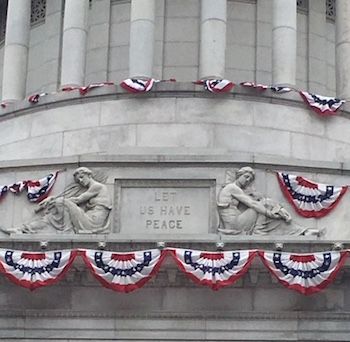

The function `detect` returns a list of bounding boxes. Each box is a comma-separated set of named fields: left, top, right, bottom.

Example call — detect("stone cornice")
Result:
left=0, top=309, right=349, bottom=321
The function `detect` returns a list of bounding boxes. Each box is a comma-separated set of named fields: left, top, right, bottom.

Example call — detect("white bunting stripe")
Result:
left=81, top=249, right=166, bottom=293
left=0, top=249, right=77, bottom=290
left=168, top=248, right=256, bottom=290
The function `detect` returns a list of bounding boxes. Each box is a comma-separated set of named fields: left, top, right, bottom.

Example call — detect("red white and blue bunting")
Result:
left=120, top=78, right=156, bottom=93
left=0, top=248, right=347, bottom=294
left=195, top=79, right=235, bottom=93
left=240, top=82, right=269, bottom=91
left=168, top=248, right=256, bottom=290
left=28, top=92, right=48, bottom=104
left=277, top=172, right=348, bottom=218
left=26, top=172, right=58, bottom=203
left=299, top=91, right=345, bottom=116
left=81, top=249, right=165, bottom=293
left=0, top=249, right=77, bottom=290
left=259, top=250, right=348, bottom=295
left=0, top=172, right=59, bottom=203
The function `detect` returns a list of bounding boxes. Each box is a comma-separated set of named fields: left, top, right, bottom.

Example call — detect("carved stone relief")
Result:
left=216, top=167, right=321, bottom=236
left=1, top=167, right=112, bottom=234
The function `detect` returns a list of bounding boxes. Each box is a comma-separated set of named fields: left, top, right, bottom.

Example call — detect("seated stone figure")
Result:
left=217, top=167, right=319, bottom=236
left=5, top=167, right=112, bottom=234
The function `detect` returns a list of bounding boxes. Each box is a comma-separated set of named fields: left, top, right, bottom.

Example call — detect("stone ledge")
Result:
left=1, top=82, right=349, bottom=118
left=0, top=152, right=347, bottom=174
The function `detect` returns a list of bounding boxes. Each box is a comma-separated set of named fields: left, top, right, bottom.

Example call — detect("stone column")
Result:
left=61, top=0, right=88, bottom=87
left=336, top=0, right=350, bottom=99
left=272, top=0, right=297, bottom=85
left=2, top=0, right=31, bottom=101
left=199, top=0, right=227, bottom=79
left=129, top=0, right=155, bottom=78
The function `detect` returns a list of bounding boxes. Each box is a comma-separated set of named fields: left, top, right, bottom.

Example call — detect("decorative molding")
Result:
left=30, top=0, right=46, bottom=26
left=326, top=0, right=336, bottom=21
left=0, top=309, right=350, bottom=321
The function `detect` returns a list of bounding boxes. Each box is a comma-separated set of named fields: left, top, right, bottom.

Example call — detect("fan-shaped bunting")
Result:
left=168, top=248, right=256, bottom=290
left=277, top=172, right=348, bottom=218
left=81, top=249, right=165, bottom=293
left=259, top=250, right=348, bottom=295
left=0, top=249, right=77, bottom=290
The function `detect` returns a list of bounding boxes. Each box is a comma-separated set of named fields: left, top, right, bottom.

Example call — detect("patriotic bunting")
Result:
left=78, top=82, right=115, bottom=95
left=0, top=185, right=8, bottom=200
left=27, top=172, right=58, bottom=203
left=81, top=249, right=165, bottom=293
left=195, top=79, right=234, bottom=93
left=120, top=78, right=156, bottom=93
left=0, top=249, right=77, bottom=290
left=28, top=92, right=48, bottom=104
left=277, top=172, right=348, bottom=218
left=9, top=181, right=27, bottom=194
left=0, top=248, right=346, bottom=294
left=299, top=91, right=345, bottom=116
left=240, top=82, right=269, bottom=91
left=269, top=86, right=292, bottom=93
left=259, top=250, right=348, bottom=295
left=168, top=248, right=256, bottom=290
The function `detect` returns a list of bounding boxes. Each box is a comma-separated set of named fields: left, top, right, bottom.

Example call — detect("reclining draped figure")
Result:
left=217, top=167, right=320, bottom=236
left=3, top=167, right=112, bottom=234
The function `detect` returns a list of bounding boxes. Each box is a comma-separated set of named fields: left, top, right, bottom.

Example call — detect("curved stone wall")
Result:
left=0, top=0, right=338, bottom=97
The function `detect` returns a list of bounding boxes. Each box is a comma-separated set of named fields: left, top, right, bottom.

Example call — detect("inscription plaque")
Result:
left=114, top=179, right=216, bottom=234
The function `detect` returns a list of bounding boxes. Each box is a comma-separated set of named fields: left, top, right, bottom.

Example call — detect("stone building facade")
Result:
left=0, top=0, right=350, bottom=341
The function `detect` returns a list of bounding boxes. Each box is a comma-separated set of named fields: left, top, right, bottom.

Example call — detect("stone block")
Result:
left=297, top=32, right=308, bottom=57
left=162, top=288, right=253, bottom=311
left=297, top=12, right=308, bottom=33
left=45, top=12, right=62, bottom=38
left=165, top=0, right=199, bottom=18
left=27, top=42, right=47, bottom=70
left=101, top=98, right=176, bottom=125
left=325, top=116, right=350, bottom=144
left=110, top=1, right=130, bottom=23
left=296, top=55, right=307, bottom=81
left=0, top=133, right=63, bottom=160
left=225, top=68, right=254, bottom=82
left=164, top=42, right=199, bottom=66
left=31, top=103, right=100, bottom=137
left=88, top=23, right=110, bottom=50
left=175, top=98, right=254, bottom=126
left=0, top=115, right=32, bottom=146
left=165, top=18, right=199, bottom=42
left=256, top=21, right=272, bottom=47
left=85, top=71, right=108, bottom=84
left=137, top=123, right=212, bottom=148
left=108, top=70, right=128, bottom=82
left=108, top=45, right=129, bottom=71
left=255, top=70, right=272, bottom=84
left=256, top=0, right=272, bottom=23
left=256, top=46, right=272, bottom=72
left=29, top=24, right=47, bottom=47
left=253, top=102, right=326, bottom=136
left=163, top=66, right=198, bottom=81
left=86, top=48, right=108, bottom=76
left=291, top=132, right=349, bottom=162
left=109, top=22, right=130, bottom=47
left=63, top=125, right=136, bottom=156
left=214, top=125, right=291, bottom=157
left=227, top=20, right=255, bottom=46
left=226, top=44, right=255, bottom=70
left=227, top=1, right=256, bottom=22
left=153, top=40, right=164, bottom=67
left=89, top=0, right=111, bottom=25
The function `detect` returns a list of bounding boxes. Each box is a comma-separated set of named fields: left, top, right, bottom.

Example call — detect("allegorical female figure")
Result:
left=19, top=167, right=112, bottom=234
left=217, top=167, right=319, bottom=236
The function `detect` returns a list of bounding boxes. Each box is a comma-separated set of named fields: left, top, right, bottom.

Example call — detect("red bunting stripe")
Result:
left=168, top=248, right=256, bottom=290
left=0, top=249, right=77, bottom=290
left=120, top=78, right=156, bottom=93
left=277, top=172, right=348, bottom=218
left=299, top=91, right=345, bottom=116
left=259, top=250, right=348, bottom=295
left=81, top=249, right=166, bottom=293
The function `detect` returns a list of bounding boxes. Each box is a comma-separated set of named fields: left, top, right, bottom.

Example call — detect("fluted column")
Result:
left=199, top=0, right=227, bottom=79
left=2, top=0, right=31, bottom=101
left=336, top=0, right=350, bottom=99
left=129, top=0, right=155, bottom=78
left=272, top=0, right=297, bottom=85
left=61, top=0, right=88, bottom=87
